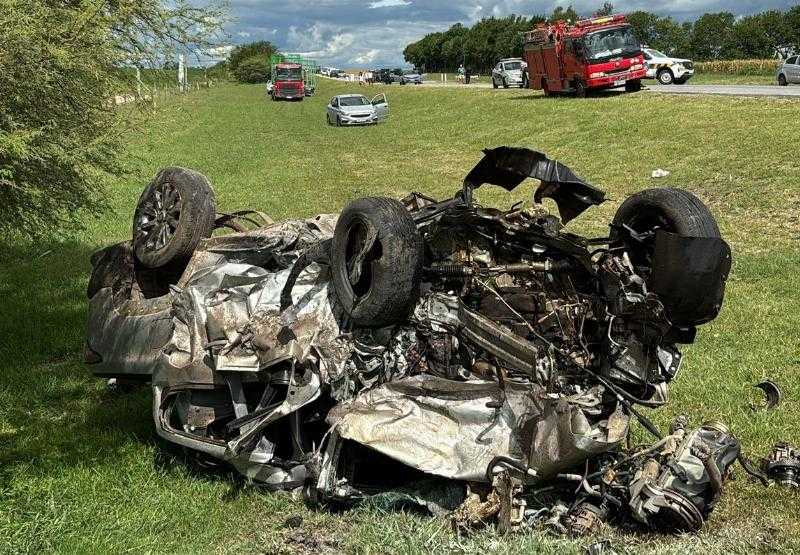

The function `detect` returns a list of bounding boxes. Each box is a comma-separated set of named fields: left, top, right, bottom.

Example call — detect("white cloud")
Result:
left=352, top=49, right=381, bottom=64
left=236, top=31, right=251, bottom=38
left=368, top=0, right=412, bottom=8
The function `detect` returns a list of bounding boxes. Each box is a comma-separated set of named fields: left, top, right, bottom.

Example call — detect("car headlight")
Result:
left=589, top=72, right=605, bottom=78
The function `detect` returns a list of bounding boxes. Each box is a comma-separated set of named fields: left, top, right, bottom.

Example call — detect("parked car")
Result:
left=491, top=58, right=527, bottom=88
left=85, top=147, right=734, bottom=533
left=326, top=93, right=389, bottom=126
left=777, top=55, right=800, bottom=85
left=400, top=70, right=423, bottom=85
left=373, top=69, right=395, bottom=84
left=642, top=47, right=694, bottom=85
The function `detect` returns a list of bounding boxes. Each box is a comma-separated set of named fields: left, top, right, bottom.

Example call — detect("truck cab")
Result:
left=524, top=14, right=646, bottom=96
left=271, top=63, right=305, bottom=101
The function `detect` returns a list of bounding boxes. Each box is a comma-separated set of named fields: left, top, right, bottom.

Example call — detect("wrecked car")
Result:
left=85, top=147, right=739, bottom=534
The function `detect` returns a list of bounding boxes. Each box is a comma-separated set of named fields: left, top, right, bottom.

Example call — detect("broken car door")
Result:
left=371, top=93, right=389, bottom=121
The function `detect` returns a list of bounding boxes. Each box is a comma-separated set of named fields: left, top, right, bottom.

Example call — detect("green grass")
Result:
left=690, top=72, right=775, bottom=85
left=2, top=79, right=800, bottom=553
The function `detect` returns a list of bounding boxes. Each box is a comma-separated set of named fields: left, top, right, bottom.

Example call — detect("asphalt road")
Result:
left=645, top=84, right=800, bottom=97
left=420, top=80, right=800, bottom=98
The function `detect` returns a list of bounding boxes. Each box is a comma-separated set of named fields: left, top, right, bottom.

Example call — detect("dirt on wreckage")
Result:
left=85, top=147, right=789, bottom=540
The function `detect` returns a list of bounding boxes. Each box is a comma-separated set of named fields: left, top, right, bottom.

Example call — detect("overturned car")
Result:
left=86, top=147, right=737, bottom=534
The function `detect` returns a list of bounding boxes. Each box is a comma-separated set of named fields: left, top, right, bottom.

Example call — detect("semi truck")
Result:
left=523, top=14, right=646, bottom=97
left=269, top=54, right=318, bottom=101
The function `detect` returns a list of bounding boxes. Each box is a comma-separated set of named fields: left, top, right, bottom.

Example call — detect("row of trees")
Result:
left=403, top=5, right=800, bottom=73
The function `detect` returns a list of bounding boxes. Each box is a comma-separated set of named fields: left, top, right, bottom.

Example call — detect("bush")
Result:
left=0, top=0, right=224, bottom=238
left=695, top=59, right=781, bottom=75
left=231, top=56, right=270, bottom=83
left=228, top=41, right=277, bottom=83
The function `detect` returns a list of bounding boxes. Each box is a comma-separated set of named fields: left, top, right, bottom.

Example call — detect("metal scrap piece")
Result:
left=752, top=380, right=783, bottom=410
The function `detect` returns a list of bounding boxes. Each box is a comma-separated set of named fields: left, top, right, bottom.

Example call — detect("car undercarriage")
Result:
left=87, top=146, right=779, bottom=536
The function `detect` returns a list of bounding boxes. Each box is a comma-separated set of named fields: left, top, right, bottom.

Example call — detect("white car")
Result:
left=492, top=58, right=527, bottom=88
left=777, top=55, right=800, bottom=86
left=326, top=94, right=389, bottom=126
left=642, top=48, right=694, bottom=85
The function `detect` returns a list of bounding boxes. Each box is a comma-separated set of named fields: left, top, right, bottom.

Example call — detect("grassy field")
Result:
left=1, top=79, right=799, bottom=554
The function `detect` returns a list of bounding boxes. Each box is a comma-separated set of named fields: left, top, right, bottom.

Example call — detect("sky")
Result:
left=205, top=1, right=798, bottom=67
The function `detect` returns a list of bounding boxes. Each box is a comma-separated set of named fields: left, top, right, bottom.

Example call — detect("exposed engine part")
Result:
left=761, top=443, right=800, bottom=488
left=626, top=419, right=740, bottom=533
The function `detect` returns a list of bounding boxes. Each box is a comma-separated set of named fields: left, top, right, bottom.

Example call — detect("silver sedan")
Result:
left=326, top=94, right=389, bottom=126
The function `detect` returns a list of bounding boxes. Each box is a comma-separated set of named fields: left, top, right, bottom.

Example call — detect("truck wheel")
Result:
left=133, top=167, right=216, bottom=269
left=625, top=79, right=642, bottom=92
left=778, top=74, right=787, bottom=86
left=657, top=69, right=674, bottom=85
left=574, top=80, right=587, bottom=98
left=331, top=197, right=423, bottom=327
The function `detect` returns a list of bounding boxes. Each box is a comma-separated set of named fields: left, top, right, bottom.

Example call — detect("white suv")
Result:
left=642, top=48, right=694, bottom=85
left=492, top=58, right=527, bottom=89
left=777, top=55, right=800, bottom=86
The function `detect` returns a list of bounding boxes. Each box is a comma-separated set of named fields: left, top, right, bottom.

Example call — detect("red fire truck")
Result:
left=271, top=62, right=305, bottom=101
left=523, top=14, right=646, bottom=97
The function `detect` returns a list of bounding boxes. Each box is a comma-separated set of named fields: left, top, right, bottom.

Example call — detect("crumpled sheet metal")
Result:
left=328, top=375, right=538, bottom=482
left=154, top=214, right=349, bottom=387
left=529, top=394, right=630, bottom=479
left=327, top=374, right=627, bottom=483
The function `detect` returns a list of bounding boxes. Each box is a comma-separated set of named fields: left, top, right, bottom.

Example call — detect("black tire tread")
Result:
left=331, top=197, right=422, bottom=327
left=612, top=187, right=720, bottom=239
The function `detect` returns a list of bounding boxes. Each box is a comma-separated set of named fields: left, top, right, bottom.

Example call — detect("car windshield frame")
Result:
left=276, top=67, right=302, bottom=81
left=338, top=96, right=370, bottom=107
left=581, top=26, right=641, bottom=62
left=646, top=48, right=668, bottom=58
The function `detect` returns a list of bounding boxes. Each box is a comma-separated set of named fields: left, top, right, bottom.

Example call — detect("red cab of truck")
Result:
left=272, top=63, right=305, bottom=100
left=523, top=14, right=646, bottom=96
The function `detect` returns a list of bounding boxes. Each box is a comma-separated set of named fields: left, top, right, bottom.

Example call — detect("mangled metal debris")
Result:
left=86, top=146, right=761, bottom=538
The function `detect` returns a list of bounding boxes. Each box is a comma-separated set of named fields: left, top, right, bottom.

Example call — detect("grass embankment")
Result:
left=1, top=79, right=799, bottom=553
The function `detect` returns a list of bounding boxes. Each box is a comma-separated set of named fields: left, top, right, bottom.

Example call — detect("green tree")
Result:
left=689, top=12, right=736, bottom=59
left=0, top=0, right=225, bottom=238
left=594, top=2, right=615, bottom=17
left=232, top=56, right=270, bottom=83
left=550, top=5, right=579, bottom=23
left=228, top=41, right=278, bottom=82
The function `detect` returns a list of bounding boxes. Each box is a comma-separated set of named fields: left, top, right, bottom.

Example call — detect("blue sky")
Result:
left=205, top=1, right=798, bottom=67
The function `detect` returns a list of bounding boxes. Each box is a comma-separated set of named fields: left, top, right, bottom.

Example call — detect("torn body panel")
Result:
left=85, top=149, right=736, bottom=537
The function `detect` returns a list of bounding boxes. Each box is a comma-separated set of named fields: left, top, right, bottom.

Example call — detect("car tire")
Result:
left=132, top=167, right=216, bottom=269
left=336, top=116, right=342, bottom=127
left=612, top=188, right=720, bottom=241
left=503, top=78, right=509, bottom=89
left=657, top=69, right=674, bottom=85
left=625, top=79, right=642, bottom=92
left=778, top=74, right=787, bottom=86
left=331, top=197, right=423, bottom=327
left=611, top=187, right=720, bottom=273
left=611, top=188, right=725, bottom=325
left=574, top=80, right=587, bottom=98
